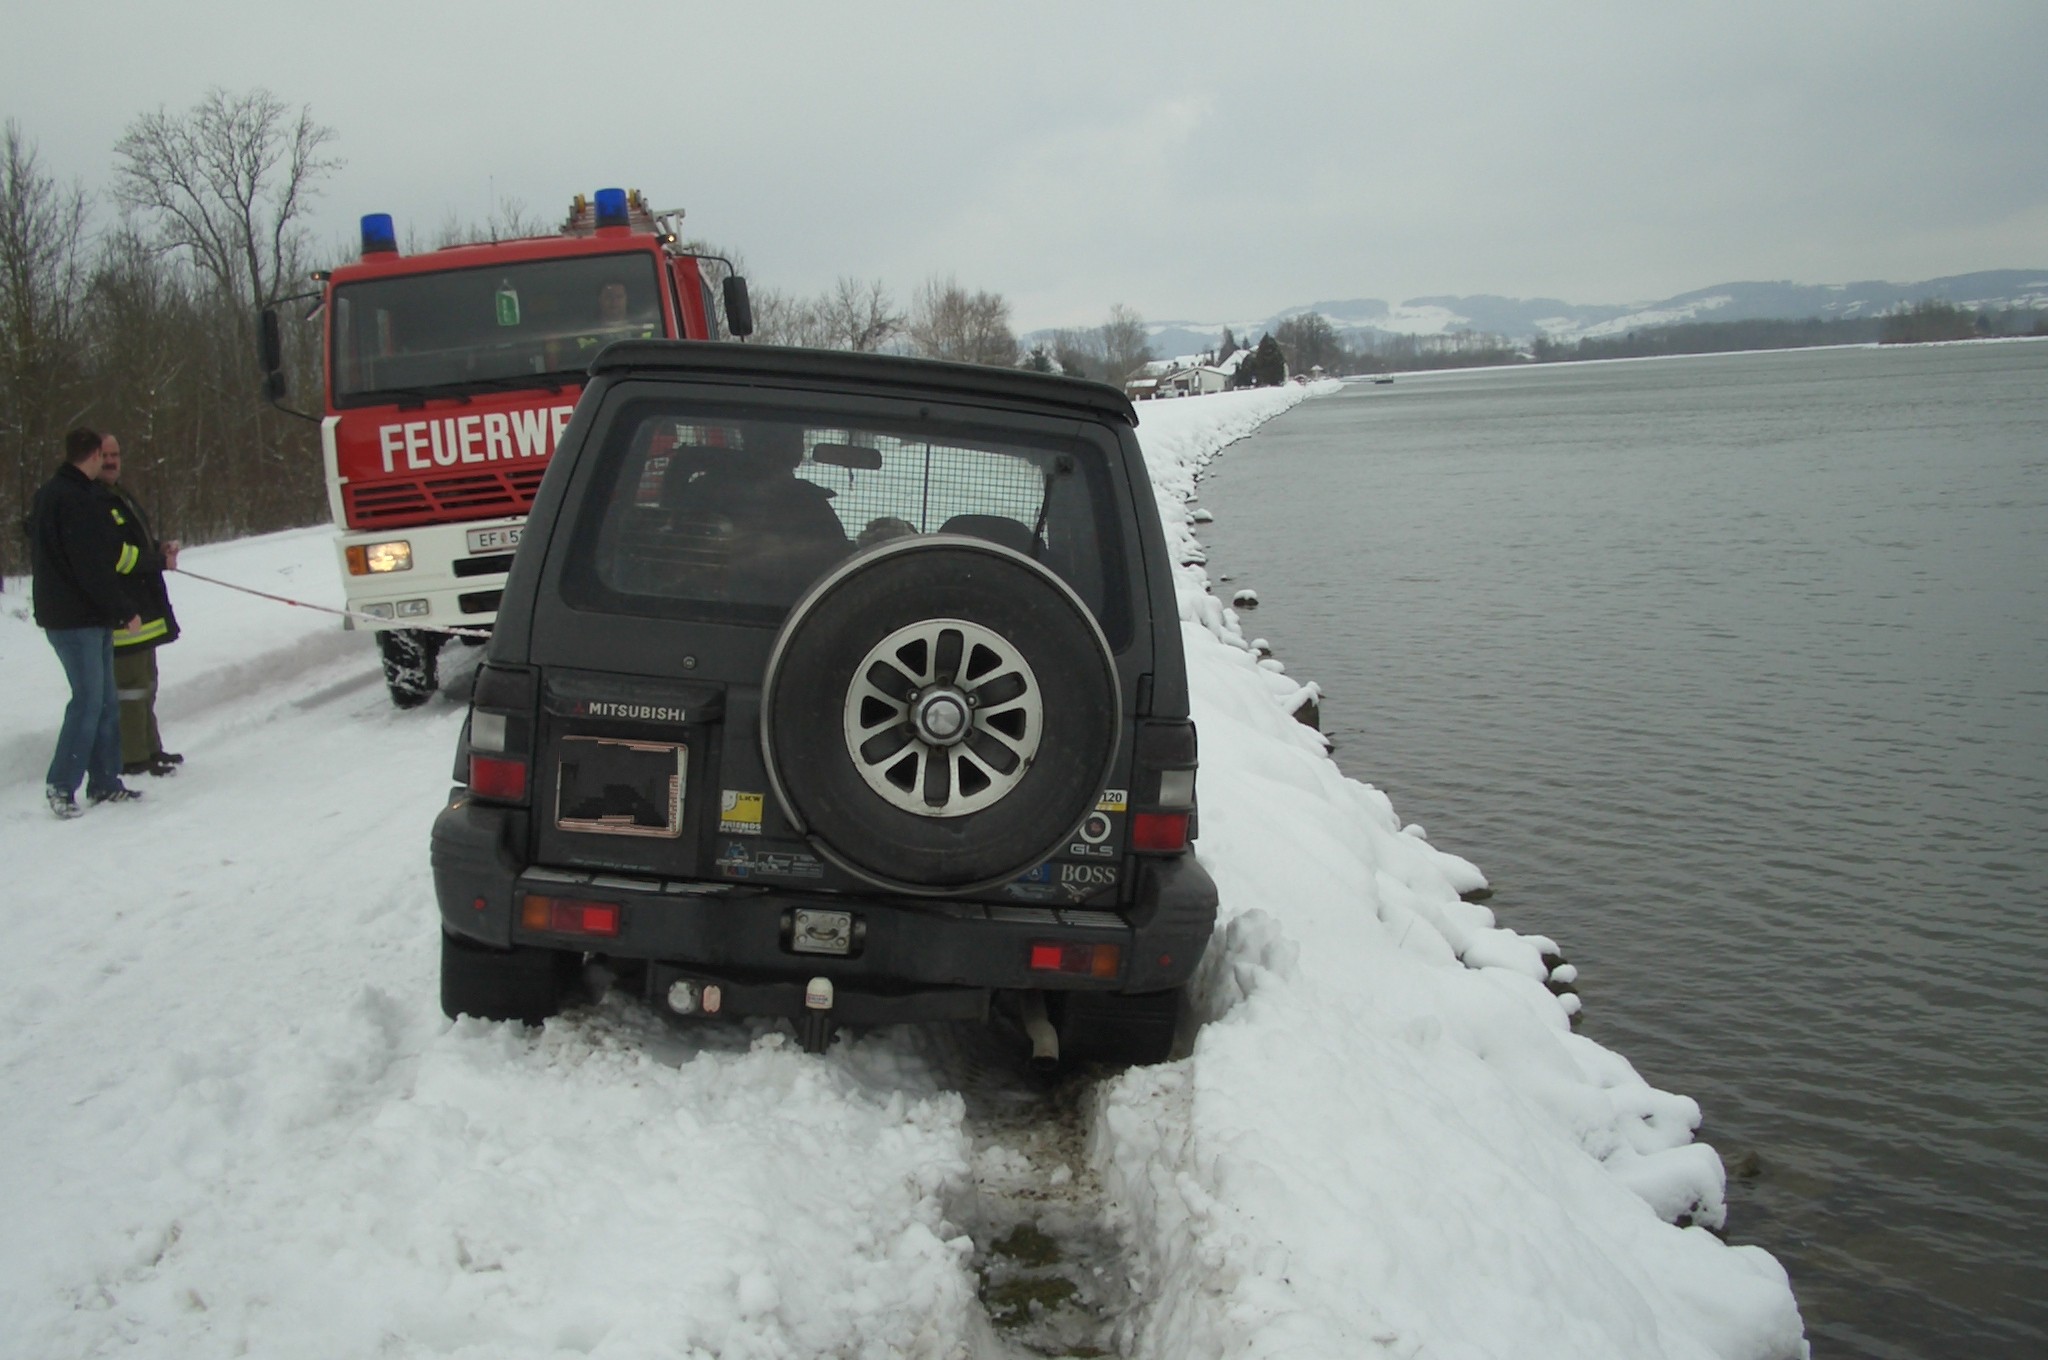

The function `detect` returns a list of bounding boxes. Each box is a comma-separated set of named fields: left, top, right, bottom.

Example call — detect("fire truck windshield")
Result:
left=330, top=252, right=663, bottom=407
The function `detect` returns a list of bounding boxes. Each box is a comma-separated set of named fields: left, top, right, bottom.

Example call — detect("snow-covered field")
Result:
left=0, top=386, right=1804, bottom=1359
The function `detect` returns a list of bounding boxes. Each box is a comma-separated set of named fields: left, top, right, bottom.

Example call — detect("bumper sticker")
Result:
left=716, top=841, right=823, bottom=881
left=719, top=789, right=765, bottom=835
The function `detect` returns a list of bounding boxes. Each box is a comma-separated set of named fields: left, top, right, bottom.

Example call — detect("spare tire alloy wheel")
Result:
left=763, top=537, right=1119, bottom=894
left=846, top=617, right=1042, bottom=816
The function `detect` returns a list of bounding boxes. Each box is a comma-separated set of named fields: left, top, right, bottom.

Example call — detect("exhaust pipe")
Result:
left=1020, top=991, right=1059, bottom=1071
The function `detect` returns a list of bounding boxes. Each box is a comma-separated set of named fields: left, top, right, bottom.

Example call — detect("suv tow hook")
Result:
left=800, top=976, right=836, bottom=1055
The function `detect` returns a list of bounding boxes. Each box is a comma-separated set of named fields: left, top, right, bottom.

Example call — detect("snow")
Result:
left=0, top=386, right=1804, bottom=1357
left=1562, top=293, right=1736, bottom=341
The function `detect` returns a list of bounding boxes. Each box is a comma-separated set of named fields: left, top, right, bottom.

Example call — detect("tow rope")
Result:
left=170, top=566, right=494, bottom=640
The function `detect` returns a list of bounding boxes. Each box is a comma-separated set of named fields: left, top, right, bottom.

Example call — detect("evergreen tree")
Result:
left=1237, top=333, right=1286, bottom=387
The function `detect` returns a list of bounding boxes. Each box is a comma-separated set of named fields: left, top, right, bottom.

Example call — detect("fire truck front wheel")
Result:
left=379, top=628, right=443, bottom=709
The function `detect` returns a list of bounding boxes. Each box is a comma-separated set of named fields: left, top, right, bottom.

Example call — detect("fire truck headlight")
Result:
left=347, top=540, right=413, bottom=575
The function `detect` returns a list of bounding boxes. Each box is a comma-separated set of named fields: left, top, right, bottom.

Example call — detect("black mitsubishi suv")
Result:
left=430, top=342, right=1217, bottom=1066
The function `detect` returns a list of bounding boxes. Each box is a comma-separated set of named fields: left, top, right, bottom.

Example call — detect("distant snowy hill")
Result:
left=1046, top=269, right=2048, bottom=355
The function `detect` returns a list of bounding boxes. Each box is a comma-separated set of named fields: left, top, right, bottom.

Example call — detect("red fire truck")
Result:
left=261, top=187, right=752, bottom=707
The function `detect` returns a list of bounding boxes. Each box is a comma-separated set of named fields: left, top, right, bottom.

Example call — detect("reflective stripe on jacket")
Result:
left=114, top=616, right=171, bottom=646
left=104, top=483, right=181, bottom=651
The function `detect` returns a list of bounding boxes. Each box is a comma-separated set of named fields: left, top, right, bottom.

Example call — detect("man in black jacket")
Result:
left=96, top=433, right=183, bottom=777
left=30, top=428, right=145, bottom=818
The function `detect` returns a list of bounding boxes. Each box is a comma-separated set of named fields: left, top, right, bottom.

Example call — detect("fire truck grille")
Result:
left=346, top=466, right=551, bottom=527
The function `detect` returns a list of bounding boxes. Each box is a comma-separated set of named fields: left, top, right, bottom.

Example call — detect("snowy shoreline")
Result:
left=0, top=385, right=1805, bottom=1358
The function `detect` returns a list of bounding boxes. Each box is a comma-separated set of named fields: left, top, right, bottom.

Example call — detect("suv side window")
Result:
left=561, top=398, right=1131, bottom=644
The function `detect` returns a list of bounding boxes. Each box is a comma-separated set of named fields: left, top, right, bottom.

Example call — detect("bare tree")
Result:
left=1049, top=327, right=1104, bottom=381
left=821, top=277, right=904, bottom=352
left=429, top=194, right=550, bottom=249
left=112, top=87, right=340, bottom=315
left=110, top=89, right=337, bottom=536
left=0, top=121, right=92, bottom=573
left=908, top=275, right=1017, bottom=367
left=1098, top=303, right=1152, bottom=386
left=1274, top=312, right=1342, bottom=374
left=749, top=287, right=832, bottom=349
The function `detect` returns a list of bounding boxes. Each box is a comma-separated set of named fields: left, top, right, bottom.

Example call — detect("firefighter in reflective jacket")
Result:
left=96, top=435, right=184, bottom=777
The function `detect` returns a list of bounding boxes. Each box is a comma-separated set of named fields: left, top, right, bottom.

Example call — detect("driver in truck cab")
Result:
left=548, top=281, right=657, bottom=371
left=578, top=282, right=656, bottom=354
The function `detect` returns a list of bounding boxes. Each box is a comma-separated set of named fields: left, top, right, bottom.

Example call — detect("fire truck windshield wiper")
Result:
left=368, top=383, right=473, bottom=410
left=450, top=373, right=573, bottom=396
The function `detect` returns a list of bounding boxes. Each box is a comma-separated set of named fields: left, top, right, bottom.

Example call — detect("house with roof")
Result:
left=1123, top=349, right=1252, bottom=400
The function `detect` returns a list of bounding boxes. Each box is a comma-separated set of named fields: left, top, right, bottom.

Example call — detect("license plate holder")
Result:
left=555, top=737, right=686, bottom=838
left=467, top=524, right=522, bottom=554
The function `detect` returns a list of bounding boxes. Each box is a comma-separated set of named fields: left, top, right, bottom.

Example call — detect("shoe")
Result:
left=45, top=785, right=82, bottom=820
left=146, top=756, right=179, bottom=777
left=156, top=751, right=184, bottom=766
left=87, top=782, right=145, bottom=806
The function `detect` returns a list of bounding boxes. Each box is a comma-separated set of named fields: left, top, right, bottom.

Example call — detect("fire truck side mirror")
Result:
left=723, top=276, right=754, bottom=339
left=259, top=308, right=287, bottom=395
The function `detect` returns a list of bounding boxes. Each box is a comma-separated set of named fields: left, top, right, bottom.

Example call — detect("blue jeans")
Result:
left=45, top=627, right=122, bottom=798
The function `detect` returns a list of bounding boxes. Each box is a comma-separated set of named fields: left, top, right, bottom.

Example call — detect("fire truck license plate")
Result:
left=467, top=525, right=522, bottom=553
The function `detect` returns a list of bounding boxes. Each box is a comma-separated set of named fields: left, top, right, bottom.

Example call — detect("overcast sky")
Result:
left=10, top=0, right=2047, bottom=333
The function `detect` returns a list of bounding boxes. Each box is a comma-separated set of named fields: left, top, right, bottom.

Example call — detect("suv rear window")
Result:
left=560, top=399, right=1131, bottom=642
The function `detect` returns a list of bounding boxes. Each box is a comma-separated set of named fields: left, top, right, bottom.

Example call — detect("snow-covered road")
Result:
left=1, top=385, right=1805, bottom=1358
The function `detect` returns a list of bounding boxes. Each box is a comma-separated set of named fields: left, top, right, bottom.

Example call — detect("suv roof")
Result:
left=589, top=340, right=1141, bottom=426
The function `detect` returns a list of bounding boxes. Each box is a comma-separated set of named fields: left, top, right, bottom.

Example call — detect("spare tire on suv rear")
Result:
left=761, top=535, right=1119, bottom=894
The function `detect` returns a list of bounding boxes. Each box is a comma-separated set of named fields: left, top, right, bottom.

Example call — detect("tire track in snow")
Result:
left=921, top=1024, right=1144, bottom=1359
left=617, top=995, right=1151, bottom=1358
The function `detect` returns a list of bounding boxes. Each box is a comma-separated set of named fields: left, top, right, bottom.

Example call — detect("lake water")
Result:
left=1192, top=342, right=2048, bottom=1360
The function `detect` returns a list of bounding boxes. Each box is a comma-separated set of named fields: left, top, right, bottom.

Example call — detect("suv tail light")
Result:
left=521, top=894, right=621, bottom=938
left=1131, top=719, right=1199, bottom=854
left=1030, top=941, right=1121, bottom=978
left=1130, top=812, right=1190, bottom=853
left=469, top=753, right=528, bottom=801
left=463, top=664, right=537, bottom=806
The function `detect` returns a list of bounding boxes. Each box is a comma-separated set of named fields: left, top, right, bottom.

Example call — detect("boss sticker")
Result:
left=1059, top=862, right=1119, bottom=901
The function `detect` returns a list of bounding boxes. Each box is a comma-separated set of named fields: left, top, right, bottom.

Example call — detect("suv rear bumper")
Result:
left=431, top=794, right=1218, bottom=1002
